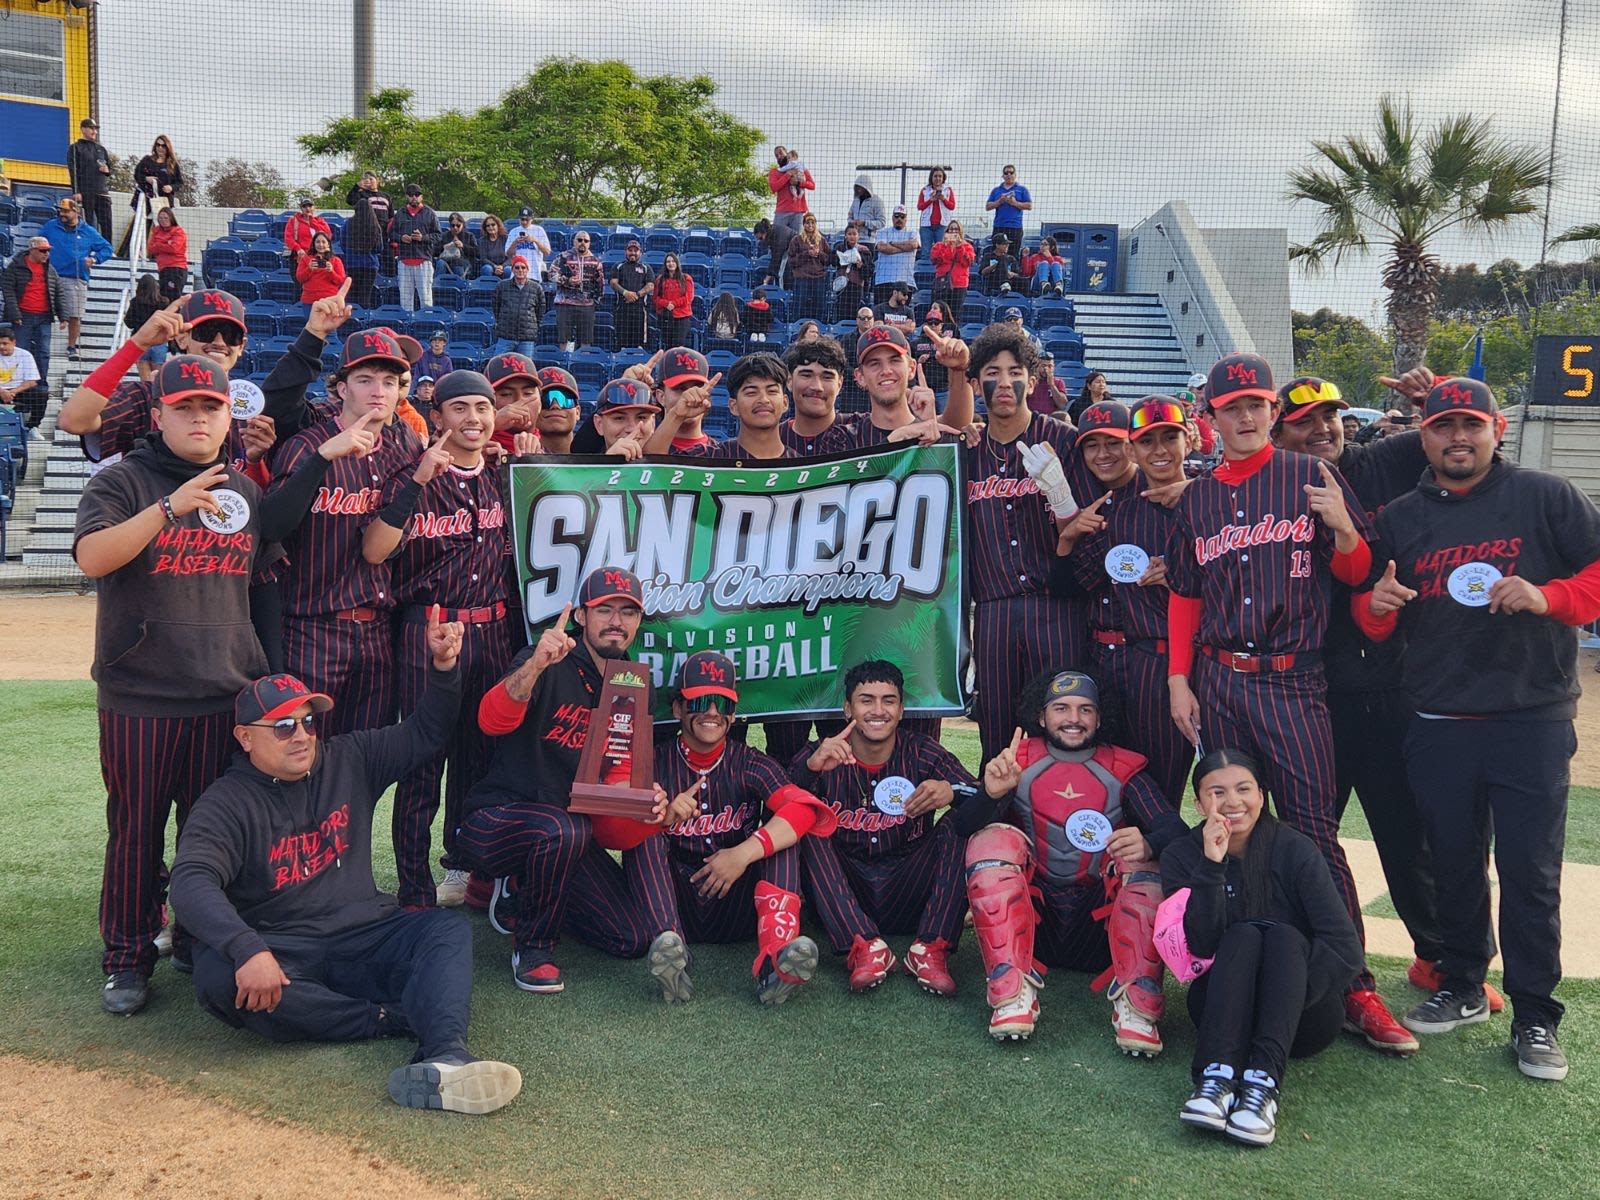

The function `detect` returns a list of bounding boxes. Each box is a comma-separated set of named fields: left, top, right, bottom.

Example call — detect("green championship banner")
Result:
left=508, top=445, right=970, bottom=720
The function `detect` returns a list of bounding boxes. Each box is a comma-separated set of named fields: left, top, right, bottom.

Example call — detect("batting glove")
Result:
left=1018, top=442, right=1079, bottom=518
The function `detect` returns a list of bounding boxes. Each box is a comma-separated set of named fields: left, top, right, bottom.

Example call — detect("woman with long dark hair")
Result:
left=916, top=167, right=955, bottom=259
left=123, top=274, right=168, bottom=382
left=343, top=192, right=384, bottom=308
left=653, top=252, right=695, bottom=348
left=1158, top=749, right=1362, bottom=1147
left=1068, top=370, right=1111, bottom=421
left=479, top=215, right=509, bottom=277
left=787, top=213, right=831, bottom=321
left=146, top=207, right=189, bottom=302
left=134, top=135, right=184, bottom=210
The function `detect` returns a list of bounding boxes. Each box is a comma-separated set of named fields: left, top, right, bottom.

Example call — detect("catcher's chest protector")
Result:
left=1014, top=743, right=1136, bottom=887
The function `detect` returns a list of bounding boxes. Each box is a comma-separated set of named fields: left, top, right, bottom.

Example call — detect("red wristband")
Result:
left=754, top=828, right=776, bottom=858
left=84, top=338, right=146, bottom=399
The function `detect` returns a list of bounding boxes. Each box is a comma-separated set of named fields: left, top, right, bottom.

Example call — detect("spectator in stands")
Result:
left=438, top=213, right=478, bottom=279
left=986, top=164, right=1032, bottom=247
left=707, top=293, right=742, bottom=342
left=745, top=288, right=773, bottom=342
left=876, top=283, right=915, bottom=331
left=789, top=214, right=831, bottom=322
left=1001, top=307, right=1042, bottom=356
left=912, top=301, right=953, bottom=396
left=833, top=224, right=875, bottom=320
left=342, top=186, right=386, bottom=308
left=41, top=198, right=112, bottom=363
left=931, top=221, right=975, bottom=318
left=1025, top=234, right=1068, bottom=297
left=753, top=217, right=794, bottom=289
left=1068, top=369, right=1112, bottom=421
left=847, top=174, right=887, bottom=237
left=2, top=238, right=60, bottom=396
left=873, top=205, right=919, bottom=302
left=917, top=168, right=956, bottom=260
left=550, top=232, right=604, bottom=349
left=980, top=235, right=1023, bottom=296
left=390, top=184, right=441, bottom=313
left=147, top=207, right=189, bottom=303
left=794, top=320, right=822, bottom=343
left=0, top=323, right=43, bottom=439
left=1027, top=351, right=1071, bottom=415
left=609, top=239, right=654, bottom=349
left=506, top=209, right=551, bottom=279
left=654, top=252, right=695, bottom=350
left=418, top=331, right=453, bottom=382
left=134, top=135, right=185, bottom=212
left=346, top=171, right=394, bottom=273
left=67, top=117, right=114, bottom=241
left=284, top=198, right=331, bottom=264
left=123, top=274, right=167, bottom=383
left=295, top=233, right=347, bottom=304
left=1342, top=413, right=1360, bottom=442
left=492, top=257, right=544, bottom=357
left=768, top=145, right=815, bottom=236
left=412, top=374, right=436, bottom=420
left=478, top=215, right=510, bottom=278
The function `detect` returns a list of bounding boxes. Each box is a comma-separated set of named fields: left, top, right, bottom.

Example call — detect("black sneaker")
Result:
left=1181, top=1063, right=1236, bottom=1132
left=511, top=951, right=563, bottom=994
left=102, top=971, right=148, bottom=1015
left=1403, top=987, right=1491, bottom=1034
left=1511, top=1022, right=1569, bottom=1081
left=1224, top=1069, right=1279, bottom=1147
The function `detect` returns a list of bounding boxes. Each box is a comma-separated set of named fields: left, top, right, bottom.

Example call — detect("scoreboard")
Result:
left=1532, top=336, right=1600, bottom=406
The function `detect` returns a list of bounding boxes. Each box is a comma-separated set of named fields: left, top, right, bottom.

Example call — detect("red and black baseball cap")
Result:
left=485, top=351, right=540, bottom=390
left=578, top=565, right=644, bottom=609
left=1077, top=400, right=1132, bottom=440
left=235, top=673, right=333, bottom=726
left=339, top=328, right=409, bottom=373
left=373, top=326, right=425, bottom=366
left=537, top=366, right=580, bottom=409
left=152, top=354, right=230, bottom=405
left=856, top=324, right=910, bottom=362
left=1421, top=376, right=1497, bottom=427
left=1277, top=376, right=1348, bottom=422
left=1206, top=353, right=1276, bottom=409
left=179, top=289, right=247, bottom=332
left=655, top=346, right=709, bottom=390
left=1129, top=395, right=1188, bottom=440
left=677, top=650, right=739, bottom=701
left=595, top=377, right=660, bottom=414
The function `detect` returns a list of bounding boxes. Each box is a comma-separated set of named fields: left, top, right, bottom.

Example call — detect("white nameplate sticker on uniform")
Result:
left=1104, top=544, right=1150, bottom=584
left=1447, top=562, right=1502, bottom=608
left=230, top=379, right=266, bottom=420
left=873, top=775, right=916, bottom=816
left=197, top=488, right=251, bottom=535
left=1064, top=809, right=1114, bottom=853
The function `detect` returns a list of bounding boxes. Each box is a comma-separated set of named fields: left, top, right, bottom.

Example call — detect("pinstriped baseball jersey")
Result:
left=814, top=412, right=902, bottom=455
left=387, top=461, right=508, bottom=608
left=680, top=438, right=801, bottom=461
left=268, top=412, right=421, bottom=616
left=654, top=738, right=793, bottom=859
left=789, top=732, right=975, bottom=861
left=965, top=415, right=1078, bottom=603
left=1167, top=446, right=1370, bottom=654
left=779, top=419, right=830, bottom=456
left=87, top=378, right=250, bottom=467
left=1068, top=475, right=1174, bottom=640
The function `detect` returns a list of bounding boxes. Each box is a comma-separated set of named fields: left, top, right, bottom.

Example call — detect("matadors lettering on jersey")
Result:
left=1193, top=513, right=1315, bottom=566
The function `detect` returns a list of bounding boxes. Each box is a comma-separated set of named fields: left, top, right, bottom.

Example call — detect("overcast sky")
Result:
left=94, top=0, right=1600, bottom=323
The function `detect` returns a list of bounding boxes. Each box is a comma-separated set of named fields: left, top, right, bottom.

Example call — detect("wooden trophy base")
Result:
left=570, top=783, right=659, bottom=819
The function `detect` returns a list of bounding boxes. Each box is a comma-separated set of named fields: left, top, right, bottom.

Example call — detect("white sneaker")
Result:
left=436, top=868, right=471, bottom=908
left=153, top=925, right=173, bottom=958
left=988, top=979, right=1039, bottom=1041
left=1225, top=1070, right=1280, bottom=1146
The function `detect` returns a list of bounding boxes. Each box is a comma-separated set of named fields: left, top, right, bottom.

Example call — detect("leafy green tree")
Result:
left=299, top=59, right=766, bottom=224
left=1291, top=308, right=1393, bottom=408
left=204, top=158, right=290, bottom=209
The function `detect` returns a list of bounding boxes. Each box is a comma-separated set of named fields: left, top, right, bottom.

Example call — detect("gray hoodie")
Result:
left=847, top=174, right=888, bottom=235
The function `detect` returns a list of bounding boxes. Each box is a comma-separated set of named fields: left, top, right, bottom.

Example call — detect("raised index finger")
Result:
left=1317, top=460, right=1337, bottom=484
left=557, top=602, right=573, bottom=628
left=428, top=602, right=441, bottom=628
left=334, top=278, right=352, bottom=302
left=1009, top=726, right=1024, bottom=753
left=836, top=719, right=857, bottom=740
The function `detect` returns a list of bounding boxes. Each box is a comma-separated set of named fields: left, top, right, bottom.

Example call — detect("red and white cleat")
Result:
left=989, top=981, right=1040, bottom=1042
left=1110, top=990, right=1164, bottom=1057
left=902, top=939, right=957, bottom=997
left=846, top=935, right=896, bottom=992
left=1344, top=988, right=1419, bottom=1055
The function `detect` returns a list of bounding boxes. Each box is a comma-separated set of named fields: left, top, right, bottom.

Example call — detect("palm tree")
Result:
left=1288, top=95, right=1553, bottom=392
left=1551, top=222, right=1600, bottom=254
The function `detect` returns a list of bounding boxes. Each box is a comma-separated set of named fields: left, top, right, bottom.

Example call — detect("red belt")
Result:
left=1199, top=644, right=1317, bottom=674
left=405, top=602, right=507, bottom=625
left=334, top=607, right=382, bottom=623
left=1092, top=629, right=1126, bottom=647
left=1094, top=630, right=1169, bottom=655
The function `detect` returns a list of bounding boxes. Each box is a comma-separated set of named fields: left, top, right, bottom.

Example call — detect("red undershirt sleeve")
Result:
left=1352, top=591, right=1399, bottom=642
left=1539, top=558, right=1600, bottom=625
left=478, top=681, right=528, bottom=735
left=590, top=815, right=661, bottom=852
left=1166, top=593, right=1201, bottom=677
left=1330, top=536, right=1372, bottom=587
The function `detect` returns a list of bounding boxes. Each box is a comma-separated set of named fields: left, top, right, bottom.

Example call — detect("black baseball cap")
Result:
left=372, top=326, right=424, bottom=365
left=340, top=328, right=409, bottom=373
left=857, top=324, right=910, bottom=361
left=405, top=183, right=423, bottom=197
left=153, top=354, right=230, bottom=405
left=1206, top=353, right=1276, bottom=409
left=578, top=566, right=644, bottom=609
left=678, top=651, right=738, bottom=701
left=518, top=207, right=534, bottom=219
left=179, top=290, right=247, bottom=332
left=1421, top=377, right=1497, bottom=427
left=1077, top=400, right=1132, bottom=440
left=595, top=377, right=660, bottom=414
left=485, top=351, right=540, bottom=389
left=655, top=346, right=709, bottom=390
left=236, top=673, right=333, bottom=726
left=537, top=366, right=580, bottom=408
left=1129, top=395, right=1189, bottom=440
left=1277, top=376, right=1348, bottom=422
left=298, top=197, right=315, bottom=209
left=433, top=369, right=495, bottom=406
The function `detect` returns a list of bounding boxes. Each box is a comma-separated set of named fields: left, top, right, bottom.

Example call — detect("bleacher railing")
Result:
left=112, top=190, right=151, bottom=353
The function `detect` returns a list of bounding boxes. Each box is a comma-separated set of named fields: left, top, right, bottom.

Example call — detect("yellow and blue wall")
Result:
left=0, top=0, right=94, bottom=187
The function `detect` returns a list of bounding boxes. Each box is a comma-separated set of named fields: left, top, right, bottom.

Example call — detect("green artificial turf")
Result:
left=2, top=681, right=1597, bottom=1199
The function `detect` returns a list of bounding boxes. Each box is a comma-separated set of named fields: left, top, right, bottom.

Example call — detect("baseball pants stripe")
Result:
left=283, top=614, right=396, bottom=737
left=801, top=819, right=966, bottom=953
left=629, top=835, right=801, bottom=942
left=1097, top=642, right=1192, bottom=805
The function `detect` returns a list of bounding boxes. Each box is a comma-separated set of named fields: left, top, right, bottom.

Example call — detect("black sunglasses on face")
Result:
left=250, top=713, right=317, bottom=740
left=191, top=320, right=245, bottom=347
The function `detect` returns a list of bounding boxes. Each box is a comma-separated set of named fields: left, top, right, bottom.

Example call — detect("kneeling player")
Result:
left=793, top=661, right=974, bottom=995
left=628, top=652, right=836, bottom=1005
left=957, top=670, right=1187, bottom=1050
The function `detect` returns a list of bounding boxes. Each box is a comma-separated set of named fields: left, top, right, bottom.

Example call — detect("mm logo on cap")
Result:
left=361, top=332, right=392, bottom=352
left=497, top=355, right=522, bottom=371
left=198, top=292, right=233, bottom=312
left=673, top=352, right=701, bottom=371
left=864, top=327, right=893, bottom=343
left=1226, top=362, right=1258, bottom=386
left=604, top=569, right=635, bottom=591
left=699, top=660, right=729, bottom=683
left=1438, top=382, right=1477, bottom=407
left=1083, top=406, right=1112, bottom=426
left=179, top=359, right=216, bottom=387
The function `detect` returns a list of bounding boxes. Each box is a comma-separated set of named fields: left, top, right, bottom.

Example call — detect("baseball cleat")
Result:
left=1408, top=957, right=1504, bottom=1013
left=846, top=935, right=895, bottom=992
left=102, top=971, right=148, bottom=1016
left=648, top=931, right=694, bottom=1003
left=757, top=936, right=818, bottom=1006
left=1110, top=990, right=1163, bottom=1057
left=511, top=952, right=564, bottom=994
left=435, top=868, right=471, bottom=908
left=988, top=982, right=1039, bottom=1041
left=388, top=1056, right=522, bottom=1115
left=1345, top=988, right=1420, bottom=1054
left=902, top=939, right=957, bottom=997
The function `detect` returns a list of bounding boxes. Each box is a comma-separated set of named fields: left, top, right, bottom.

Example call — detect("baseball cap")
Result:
left=1206, top=353, right=1276, bottom=409
left=236, top=673, right=333, bottom=726
left=485, top=351, right=540, bottom=389
left=405, top=183, right=423, bottom=197
left=678, top=650, right=739, bottom=701
left=857, top=324, right=910, bottom=362
left=655, top=346, right=709, bottom=390
left=518, top=206, right=534, bottom=219
left=298, top=197, right=315, bottom=209
left=626, top=238, right=642, bottom=249
left=1003, top=307, right=1024, bottom=320
left=339, top=327, right=408, bottom=373
left=371, top=327, right=424, bottom=365
left=578, top=565, right=644, bottom=609
left=1129, top=395, right=1189, bottom=440
left=415, top=374, right=435, bottom=386
left=1277, top=376, right=1348, bottom=421
left=432, top=369, right=495, bottom=406
left=892, top=204, right=908, bottom=216
left=1421, top=376, right=1497, bottom=427
left=1186, top=373, right=1208, bottom=390
left=80, top=117, right=98, bottom=129
left=1045, top=670, right=1099, bottom=707
left=595, top=377, right=660, bottom=414
left=429, top=329, right=448, bottom=342
left=537, top=366, right=580, bottom=408
left=152, top=354, right=230, bottom=405
left=179, top=290, right=247, bottom=332
left=1077, top=400, right=1132, bottom=440
left=55, top=198, right=79, bottom=215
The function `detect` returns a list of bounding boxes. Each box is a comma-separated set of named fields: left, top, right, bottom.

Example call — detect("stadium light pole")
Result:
left=354, top=0, right=375, bottom=116
left=856, top=163, right=952, bottom=207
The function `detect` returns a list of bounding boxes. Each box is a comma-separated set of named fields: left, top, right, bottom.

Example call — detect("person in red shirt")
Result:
left=296, top=233, right=348, bottom=304
left=653, top=254, right=695, bottom=349
left=146, top=208, right=189, bottom=302
left=284, top=198, right=332, bottom=263
left=767, top=145, right=815, bottom=237
left=931, top=221, right=976, bottom=319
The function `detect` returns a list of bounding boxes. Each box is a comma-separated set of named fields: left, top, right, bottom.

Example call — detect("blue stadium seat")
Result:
left=11, top=223, right=42, bottom=250
left=467, top=277, right=500, bottom=306
left=452, top=313, right=492, bottom=347
left=703, top=336, right=743, bottom=356
left=704, top=349, right=738, bottom=378
left=244, top=240, right=286, bottom=272
left=367, top=303, right=411, bottom=328
left=245, top=305, right=281, bottom=339
left=960, top=323, right=986, bottom=342
left=373, top=277, right=400, bottom=307
left=432, top=274, right=466, bottom=311
left=19, top=201, right=56, bottom=225
left=305, top=379, right=328, bottom=400
left=281, top=303, right=311, bottom=330
left=1033, top=298, right=1076, bottom=330
left=0, top=195, right=17, bottom=225
left=0, top=230, right=10, bottom=259
left=993, top=294, right=1033, bottom=324
left=1043, top=330, right=1086, bottom=364
left=412, top=306, right=454, bottom=331
left=320, top=340, right=344, bottom=370
left=445, top=343, right=480, bottom=371
left=261, top=273, right=299, bottom=304
left=720, top=234, right=755, bottom=260
left=261, top=335, right=297, bottom=358
left=960, top=296, right=992, bottom=325
left=532, top=342, right=565, bottom=362
left=269, top=214, right=291, bottom=240
left=644, top=230, right=681, bottom=255
left=762, top=321, right=789, bottom=345
left=568, top=349, right=612, bottom=389
left=703, top=409, right=736, bottom=440
left=716, top=261, right=753, bottom=290
left=606, top=230, right=638, bottom=253
left=682, top=231, right=718, bottom=258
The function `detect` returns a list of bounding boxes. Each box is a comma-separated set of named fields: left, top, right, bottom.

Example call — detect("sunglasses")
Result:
left=683, top=694, right=736, bottom=716
left=1283, top=379, right=1344, bottom=409
left=544, top=387, right=578, bottom=409
left=191, top=320, right=245, bottom=347
left=249, top=713, right=317, bottom=740
left=1129, top=400, right=1188, bottom=434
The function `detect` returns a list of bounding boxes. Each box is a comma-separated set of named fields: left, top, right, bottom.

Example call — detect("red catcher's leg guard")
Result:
left=1098, top=863, right=1165, bottom=1021
left=753, top=881, right=804, bottom=981
left=964, top=823, right=1039, bottom=1009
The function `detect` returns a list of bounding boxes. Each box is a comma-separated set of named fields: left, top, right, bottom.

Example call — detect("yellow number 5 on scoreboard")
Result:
left=1563, top=343, right=1595, bottom=398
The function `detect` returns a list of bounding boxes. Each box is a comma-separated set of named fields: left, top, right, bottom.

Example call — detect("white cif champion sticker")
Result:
left=1064, top=809, right=1114, bottom=853
left=1104, top=543, right=1150, bottom=584
left=873, top=775, right=916, bottom=816
left=229, top=378, right=266, bottom=420
left=197, top=487, right=251, bottom=534
left=1447, top=562, right=1502, bottom=608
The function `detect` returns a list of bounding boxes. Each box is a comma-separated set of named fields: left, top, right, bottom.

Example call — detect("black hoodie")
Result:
left=170, top=664, right=461, bottom=966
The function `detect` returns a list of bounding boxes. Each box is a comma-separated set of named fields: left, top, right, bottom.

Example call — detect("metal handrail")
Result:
left=1151, top=220, right=1222, bottom=359
left=112, top=190, right=151, bottom=352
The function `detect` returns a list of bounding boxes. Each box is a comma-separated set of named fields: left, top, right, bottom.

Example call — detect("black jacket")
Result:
left=132, top=154, right=185, bottom=206
left=388, top=203, right=441, bottom=261
left=492, top=277, right=544, bottom=340
left=2, top=250, right=61, bottom=323
left=67, top=137, right=111, bottom=197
